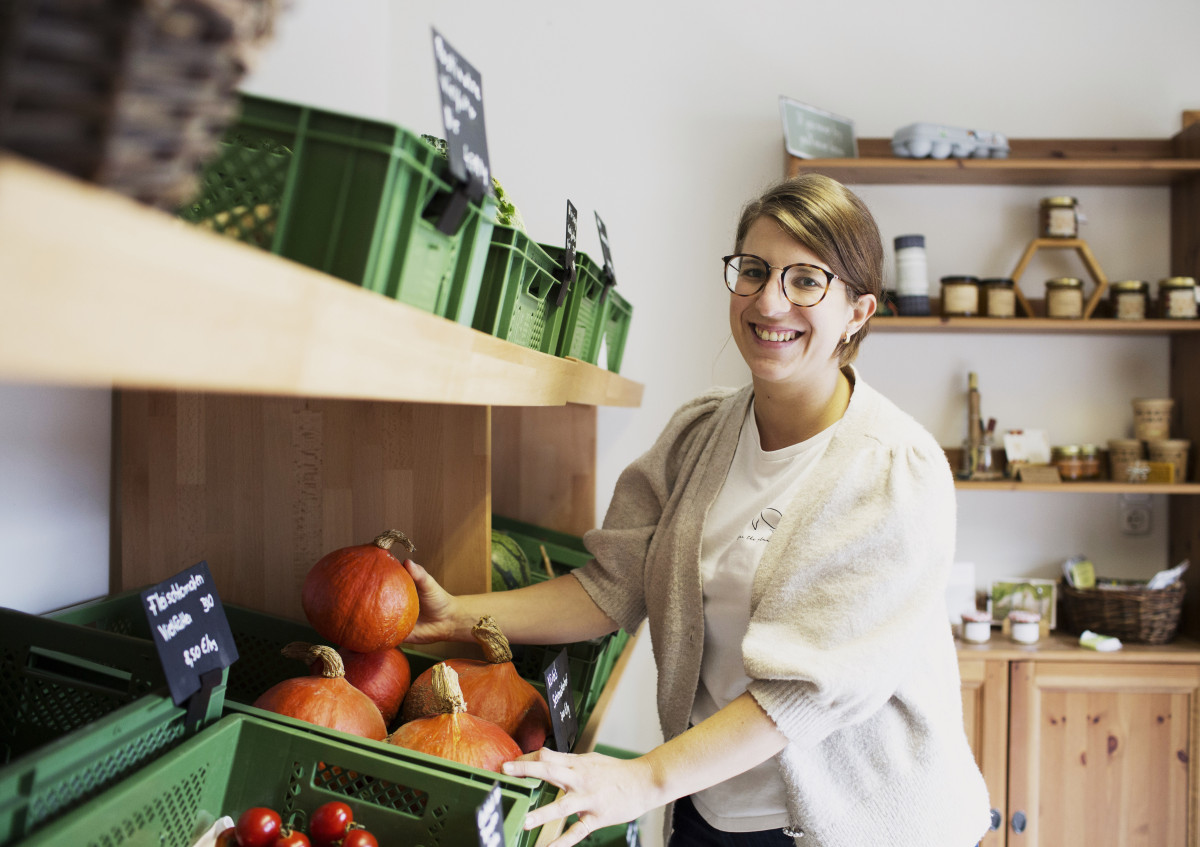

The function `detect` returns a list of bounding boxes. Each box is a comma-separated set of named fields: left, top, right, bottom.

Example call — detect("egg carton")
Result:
left=891, top=123, right=1010, bottom=159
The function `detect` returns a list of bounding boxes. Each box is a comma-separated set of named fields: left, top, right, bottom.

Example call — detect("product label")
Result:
left=475, top=782, right=507, bottom=847
left=1047, top=288, right=1083, bottom=318
left=432, top=29, right=491, bottom=202
left=141, top=561, right=237, bottom=706
left=1115, top=291, right=1146, bottom=320
left=1045, top=206, right=1077, bottom=238
left=986, top=288, right=1016, bottom=318
left=1167, top=288, right=1197, bottom=319
left=543, top=648, right=578, bottom=752
left=941, top=283, right=978, bottom=315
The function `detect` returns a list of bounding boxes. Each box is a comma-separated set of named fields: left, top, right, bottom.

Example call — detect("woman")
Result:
left=404, top=174, right=991, bottom=847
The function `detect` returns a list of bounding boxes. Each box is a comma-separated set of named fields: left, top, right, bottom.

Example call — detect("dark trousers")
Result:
left=669, top=795, right=795, bottom=846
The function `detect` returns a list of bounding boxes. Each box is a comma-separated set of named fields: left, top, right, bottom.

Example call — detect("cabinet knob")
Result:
left=1011, top=811, right=1027, bottom=834
left=989, top=809, right=1002, bottom=831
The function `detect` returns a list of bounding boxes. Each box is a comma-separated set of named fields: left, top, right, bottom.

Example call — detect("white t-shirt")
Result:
left=689, top=400, right=836, bottom=832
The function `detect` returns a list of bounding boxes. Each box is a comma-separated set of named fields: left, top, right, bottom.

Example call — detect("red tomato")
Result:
left=340, top=831, right=379, bottom=847
left=272, top=829, right=311, bottom=847
left=308, top=801, right=354, bottom=845
left=235, top=807, right=282, bottom=847
left=215, top=827, right=238, bottom=847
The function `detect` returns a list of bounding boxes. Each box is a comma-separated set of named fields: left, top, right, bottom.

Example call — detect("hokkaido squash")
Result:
left=253, top=642, right=387, bottom=741
left=388, top=663, right=521, bottom=773
left=302, top=529, right=420, bottom=653
left=401, top=615, right=551, bottom=753
left=311, top=645, right=411, bottom=725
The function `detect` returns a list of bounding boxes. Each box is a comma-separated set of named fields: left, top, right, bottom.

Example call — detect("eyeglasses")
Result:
left=722, top=253, right=839, bottom=308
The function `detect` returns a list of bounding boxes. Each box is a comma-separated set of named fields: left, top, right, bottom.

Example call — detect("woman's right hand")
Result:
left=401, top=558, right=462, bottom=644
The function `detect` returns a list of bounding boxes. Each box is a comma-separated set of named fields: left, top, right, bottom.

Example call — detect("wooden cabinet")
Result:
left=959, top=637, right=1200, bottom=847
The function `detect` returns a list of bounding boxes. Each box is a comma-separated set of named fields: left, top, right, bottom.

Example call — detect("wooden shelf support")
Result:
left=1008, top=237, right=1110, bottom=318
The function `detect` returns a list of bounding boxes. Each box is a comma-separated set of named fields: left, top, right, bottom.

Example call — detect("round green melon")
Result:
left=491, top=530, right=532, bottom=591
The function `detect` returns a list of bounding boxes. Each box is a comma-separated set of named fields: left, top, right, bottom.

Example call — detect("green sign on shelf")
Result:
left=779, top=96, right=857, bottom=159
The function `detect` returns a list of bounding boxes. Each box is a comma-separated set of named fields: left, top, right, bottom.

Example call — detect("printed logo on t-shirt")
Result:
left=737, top=507, right=782, bottom=543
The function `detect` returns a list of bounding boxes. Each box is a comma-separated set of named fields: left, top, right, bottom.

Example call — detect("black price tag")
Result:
left=140, top=561, right=238, bottom=707
left=542, top=647, right=578, bottom=752
left=594, top=211, right=617, bottom=287
left=626, top=820, right=643, bottom=847
left=431, top=28, right=491, bottom=203
left=475, top=781, right=507, bottom=847
left=556, top=200, right=578, bottom=307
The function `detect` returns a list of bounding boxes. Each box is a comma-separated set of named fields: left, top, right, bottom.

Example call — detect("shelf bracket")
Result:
left=1009, top=237, right=1110, bottom=319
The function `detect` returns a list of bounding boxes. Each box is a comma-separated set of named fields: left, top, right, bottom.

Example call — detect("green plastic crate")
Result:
left=18, top=713, right=541, bottom=847
left=0, top=607, right=223, bottom=846
left=492, top=515, right=631, bottom=722
left=600, top=288, right=633, bottom=374
left=541, top=247, right=608, bottom=364
left=181, top=93, right=496, bottom=325
left=473, top=226, right=568, bottom=354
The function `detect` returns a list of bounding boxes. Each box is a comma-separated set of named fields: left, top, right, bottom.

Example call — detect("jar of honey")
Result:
left=940, top=276, right=981, bottom=317
left=1157, top=276, right=1198, bottom=320
left=1109, top=280, right=1149, bottom=320
left=1045, top=277, right=1084, bottom=319
left=1078, top=444, right=1101, bottom=480
left=982, top=278, right=1016, bottom=318
left=1039, top=196, right=1079, bottom=238
left=1052, top=445, right=1086, bottom=481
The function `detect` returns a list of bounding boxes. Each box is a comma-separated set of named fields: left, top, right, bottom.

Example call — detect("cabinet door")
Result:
left=960, top=658, right=1009, bottom=847
left=1008, top=661, right=1200, bottom=847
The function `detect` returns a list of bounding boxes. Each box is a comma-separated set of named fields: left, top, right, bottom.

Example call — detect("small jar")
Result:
left=981, top=277, right=1016, bottom=318
left=1109, top=280, right=1149, bottom=320
left=1157, top=276, right=1198, bottom=319
left=961, top=610, right=993, bottom=644
left=940, top=275, right=981, bottom=317
left=1078, top=444, right=1101, bottom=480
left=1039, top=196, right=1079, bottom=238
left=1009, top=610, right=1041, bottom=644
left=1045, top=277, right=1084, bottom=319
left=894, top=234, right=931, bottom=316
left=1052, top=444, right=1085, bottom=481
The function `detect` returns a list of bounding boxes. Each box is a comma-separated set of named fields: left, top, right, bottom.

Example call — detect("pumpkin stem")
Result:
left=431, top=662, right=468, bottom=715
left=471, top=615, right=514, bottom=664
left=373, top=529, right=416, bottom=554
left=282, top=641, right=345, bottom=678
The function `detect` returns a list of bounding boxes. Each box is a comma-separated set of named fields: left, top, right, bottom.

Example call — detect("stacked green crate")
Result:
left=18, top=714, right=537, bottom=847
left=600, top=288, right=634, bottom=373
left=473, top=226, right=568, bottom=353
left=539, top=246, right=608, bottom=364
left=0, top=607, right=223, bottom=846
left=181, top=94, right=496, bottom=325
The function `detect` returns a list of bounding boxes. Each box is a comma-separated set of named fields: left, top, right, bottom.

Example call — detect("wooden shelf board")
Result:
left=787, top=137, right=1200, bottom=186
left=955, top=480, right=1200, bottom=494
left=873, top=316, right=1200, bottom=334
left=0, top=154, right=642, bottom=409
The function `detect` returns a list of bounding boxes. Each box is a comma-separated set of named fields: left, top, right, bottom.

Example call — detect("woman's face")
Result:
left=729, top=216, right=874, bottom=391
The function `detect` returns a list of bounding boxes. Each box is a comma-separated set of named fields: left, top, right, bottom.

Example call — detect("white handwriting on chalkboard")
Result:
left=144, top=573, right=206, bottom=617
left=182, top=633, right=219, bottom=669
left=552, top=675, right=570, bottom=717
left=200, top=593, right=215, bottom=613
left=156, top=611, right=193, bottom=642
left=434, top=35, right=482, bottom=102
left=462, top=144, right=490, bottom=186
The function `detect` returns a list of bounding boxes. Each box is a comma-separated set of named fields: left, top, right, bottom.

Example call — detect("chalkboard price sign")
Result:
left=432, top=28, right=491, bottom=202
left=543, top=648, right=578, bottom=753
left=475, top=781, right=507, bottom=847
left=140, top=560, right=238, bottom=707
left=557, top=199, right=578, bottom=306
left=594, top=212, right=616, bottom=287
left=778, top=96, right=857, bottom=160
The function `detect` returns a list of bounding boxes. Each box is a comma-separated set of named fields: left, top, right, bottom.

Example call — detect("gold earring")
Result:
left=843, top=330, right=852, bottom=344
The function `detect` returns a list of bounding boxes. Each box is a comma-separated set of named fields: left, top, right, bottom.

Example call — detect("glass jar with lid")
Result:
left=940, top=275, right=980, bottom=317
left=981, top=277, right=1016, bottom=318
left=1109, top=280, right=1149, bottom=320
left=1157, top=276, right=1198, bottom=319
left=1078, top=444, right=1101, bottom=480
left=1045, top=277, right=1084, bottom=319
left=1051, top=445, right=1085, bottom=481
left=1039, top=196, right=1079, bottom=238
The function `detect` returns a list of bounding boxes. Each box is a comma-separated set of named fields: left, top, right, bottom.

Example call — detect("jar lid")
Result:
left=1052, top=444, right=1082, bottom=457
left=1040, top=196, right=1077, bottom=207
left=981, top=277, right=1014, bottom=287
left=961, top=610, right=992, bottom=623
left=1008, top=610, right=1041, bottom=623
left=894, top=234, right=925, bottom=249
left=1079, top=443, right=1100, bottom=456
left=1046, top=277, right=1083, bottom=288
left=1112, top=279, right=1148, bottom=291
left=1160, top=276, right=1197, bottom=288
left=940, top=275, right=980, bottom=284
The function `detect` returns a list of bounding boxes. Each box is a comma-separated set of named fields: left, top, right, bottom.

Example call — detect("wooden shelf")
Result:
left=957, top=630, right=1200, bottom=662
left=787, top=136, right=1200, bottom=186
left=955, top=480, right=1200, bottom=494
left=873, top=315, right=1200, bottom=334
left=0, top=154, right=642, bottom=409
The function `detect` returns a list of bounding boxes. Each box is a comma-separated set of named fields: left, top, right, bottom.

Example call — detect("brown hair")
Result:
left=734, top=174, right=883, bottom=365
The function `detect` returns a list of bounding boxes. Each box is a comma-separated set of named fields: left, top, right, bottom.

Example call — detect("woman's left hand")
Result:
left=502, top=748, right=659, bottom=846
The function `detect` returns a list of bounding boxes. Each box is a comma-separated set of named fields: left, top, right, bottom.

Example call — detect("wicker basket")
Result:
left=1060, top=578, right=1185, bottom=644
left=0, top=0, right=284, bottom=208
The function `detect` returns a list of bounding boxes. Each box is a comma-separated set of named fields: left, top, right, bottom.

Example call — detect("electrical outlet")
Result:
left=1119, top=493, right=1152, bottom=535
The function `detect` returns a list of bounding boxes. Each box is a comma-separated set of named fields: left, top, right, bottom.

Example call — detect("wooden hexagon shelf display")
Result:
left=1009, top=237, right=1110, bottom=318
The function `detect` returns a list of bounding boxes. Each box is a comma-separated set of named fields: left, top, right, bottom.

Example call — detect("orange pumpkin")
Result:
left=253, top=643, right=387, bottom=741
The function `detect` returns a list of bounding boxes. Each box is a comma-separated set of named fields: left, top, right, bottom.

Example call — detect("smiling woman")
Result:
left=401, top=174, right=991, bottom=847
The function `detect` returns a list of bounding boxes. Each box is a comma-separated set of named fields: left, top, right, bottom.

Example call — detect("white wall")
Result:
left=5, top=1, right=1198, bottom=839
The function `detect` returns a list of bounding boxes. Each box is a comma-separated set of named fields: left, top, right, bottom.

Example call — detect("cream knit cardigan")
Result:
left=574, top=371, right=991, bottom=846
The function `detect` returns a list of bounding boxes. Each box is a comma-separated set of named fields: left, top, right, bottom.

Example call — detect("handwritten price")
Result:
left=182, top=633, right=219, bottom=669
